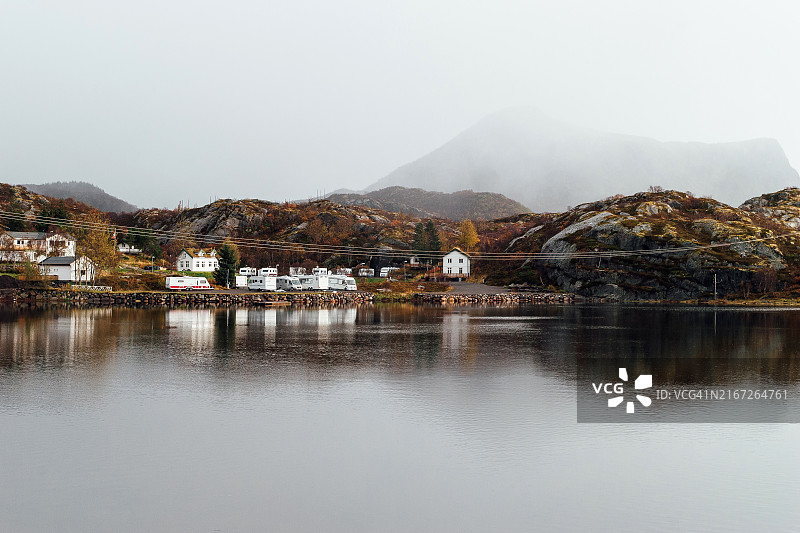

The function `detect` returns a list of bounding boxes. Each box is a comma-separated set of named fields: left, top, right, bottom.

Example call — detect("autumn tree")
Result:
left=458, top=219, right=479, bottom=252
left=75, top=212, right=119, bottom=272
left=214, top=242, right=240, bottom=288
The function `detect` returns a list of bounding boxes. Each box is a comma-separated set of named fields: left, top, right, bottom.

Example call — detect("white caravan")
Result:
left=258, top=267, right=278, bottom=277
left=247, top=275, right=277, bottom=291
left=165, top=276, right=212, bottom=290
left=276, top=275, right=302, bottom=291
left=357, top=268, right=375, bottom=277
left=379, top=266, right=400, bottom=278
left=297, top=274, right=329, bottom=291
left=311, top=267, right=329, bottom=276
left=239, top=267, right=257, bottom=276
left=234, top=275, right=248, bottom=288
left=328, top=275, right=357, bottom=291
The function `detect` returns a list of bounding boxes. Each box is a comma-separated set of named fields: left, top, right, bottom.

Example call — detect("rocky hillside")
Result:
left=369, top=107, right=799, bottom=212
left=740, top=187, right=800, bottom=228
left=0, top=183, right=98, bottom=230
left=23, top=181, right=137, bottom=213
left=495, top=189, right=800, bottom=300
left=327, top=186, right=529, bottom=220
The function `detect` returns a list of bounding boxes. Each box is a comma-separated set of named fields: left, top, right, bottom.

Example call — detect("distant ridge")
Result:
left=22, top=181, right=137, bottom=213
left=327, top=186, right=529, bottom=220
left=368, top=107, right=800, bottom=212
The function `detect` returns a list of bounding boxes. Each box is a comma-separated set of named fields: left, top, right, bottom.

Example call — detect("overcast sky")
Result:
left=1, top=0, right=798, bottom=208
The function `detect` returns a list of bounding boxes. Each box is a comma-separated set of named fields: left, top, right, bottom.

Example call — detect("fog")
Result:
left=1, top=1, right=798, bottom=208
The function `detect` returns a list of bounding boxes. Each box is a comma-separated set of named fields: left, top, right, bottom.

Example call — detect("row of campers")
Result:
left=240, top=267, right=357, bottom=292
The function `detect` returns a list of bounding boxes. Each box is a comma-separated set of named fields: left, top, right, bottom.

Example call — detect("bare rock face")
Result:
left=740, top=187, right=800, bottom=229
left=504, top=189, right=795, bottom=300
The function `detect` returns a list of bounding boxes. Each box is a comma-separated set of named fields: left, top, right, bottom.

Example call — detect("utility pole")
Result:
left=714, top=273, right=717, bottom=301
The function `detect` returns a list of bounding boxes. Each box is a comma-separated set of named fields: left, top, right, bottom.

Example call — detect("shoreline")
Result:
left=0, top=288, right=576, bottom=309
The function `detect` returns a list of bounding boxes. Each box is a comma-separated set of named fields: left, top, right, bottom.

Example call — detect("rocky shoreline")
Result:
left=0, top=288, right=576, bottom=308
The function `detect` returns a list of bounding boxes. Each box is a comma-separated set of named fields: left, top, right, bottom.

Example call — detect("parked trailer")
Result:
left=311, top=267, right=329, bottom=276
left=239, top=267, right=257, bottom=276
left=234, top=275, right=248, bottom=288
left=328, top=275, right=357, bottom=291
left=379, top=267, right=400, bottom=278
left=166, top=276, right=212, bottom=290
left=276, top=275, right=302, bottom=291
left=297, top=274, right=329, bottom=291
left=258, top=267, right=278, bottom=277
left=247, top=275, right=278, bottom=291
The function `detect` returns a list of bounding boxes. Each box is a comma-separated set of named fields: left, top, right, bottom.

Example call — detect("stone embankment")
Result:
left=413, top=292, right=575, bottom=304
left=0, top=289, right=575, bottom=308
left=0, top=289, right=374, bottom=307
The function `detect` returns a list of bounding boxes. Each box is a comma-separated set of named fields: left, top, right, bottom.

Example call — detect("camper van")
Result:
left=379, top=266, right=400, bottom=278
left=328, top=275, right=357, bottom=291
left=258, top=267, right=278, bottom=277
left=297, top=274, right=329, bottom=291
left=239, top=267, right=257, bottom=276
left=276, top=275, right=302, bottom=291
left=247, top=276, right=277, bottom=291
left=165, top=276, right=212, bottom=290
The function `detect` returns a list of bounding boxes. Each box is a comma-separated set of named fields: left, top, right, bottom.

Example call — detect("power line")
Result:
left=0, top=208, right=793, bottom=261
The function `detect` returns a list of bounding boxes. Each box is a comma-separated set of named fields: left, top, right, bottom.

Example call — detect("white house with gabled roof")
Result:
left=38, top=255, right=96, bottom=282
left=175, top=248, right=218, bottom=272
left=0, top=231, right=76, bottom=263
left=442, top=247, right=470, bottom=278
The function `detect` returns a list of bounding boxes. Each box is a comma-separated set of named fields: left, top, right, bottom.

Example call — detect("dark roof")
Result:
left=39, top=256, right=77, bottom=265
left=3, top=231, right=75, bottom=240
left=6, top=231, right=46, bottom=240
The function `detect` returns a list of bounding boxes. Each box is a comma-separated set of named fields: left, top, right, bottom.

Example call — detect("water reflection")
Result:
left=4, top=304, right=800, bottom=384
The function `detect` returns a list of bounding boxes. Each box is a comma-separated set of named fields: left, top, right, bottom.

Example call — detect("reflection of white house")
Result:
left=442, top=248, right=470, bottom=278
left=0, top=231, right=76, bottom=263
left=38, top=255, right=96, bottom=282
left=176, top=248, right=218, bottom=272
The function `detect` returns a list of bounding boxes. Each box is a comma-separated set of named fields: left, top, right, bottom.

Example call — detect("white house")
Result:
left=118, top=243, right=142, bottom=254
left=0, top=231, right=76, bottom=263
left=442, top=248, right=470, bottom=278
left=38, top=255, right=96, bottom=282
left=175, top=248, right=219, bottom=272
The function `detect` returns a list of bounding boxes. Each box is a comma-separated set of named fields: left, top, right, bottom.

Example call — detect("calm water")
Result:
left=1, top=304, right=799, bottom=532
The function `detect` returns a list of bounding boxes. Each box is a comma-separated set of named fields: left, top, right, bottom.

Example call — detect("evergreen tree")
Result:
left=412, top=222, right=428, bottom=251
left=37, top=201, right=70, bottom=232
left=424, top=220, right=441, bottom=251
left=214, top=242, right=240, bottom=288
left=458, top=219, right=479, bottom=252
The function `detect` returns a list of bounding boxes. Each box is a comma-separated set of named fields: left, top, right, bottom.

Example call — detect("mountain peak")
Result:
left=368, top=110, right=798, bottom=212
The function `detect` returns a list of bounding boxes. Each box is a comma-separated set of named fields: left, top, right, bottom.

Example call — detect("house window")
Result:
left=447, top=268, right=452, bottom=273
left=459, top=268, right=463, bottom=274
left=459, top=258, right=463, bottom=263
left=447, top=258, right=452, bottom=263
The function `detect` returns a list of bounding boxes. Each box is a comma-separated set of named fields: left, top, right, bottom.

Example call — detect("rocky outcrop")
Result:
left=504, top=190, right=797, bottom=300
left=740, top=187, right=800, bottom=229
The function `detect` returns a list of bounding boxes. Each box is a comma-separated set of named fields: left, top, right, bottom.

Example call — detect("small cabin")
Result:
left=176, top=248, right=218, bottom=272
left=442, top=248, right=470, bottom=278
left=38, top=255, right=96, bottom=282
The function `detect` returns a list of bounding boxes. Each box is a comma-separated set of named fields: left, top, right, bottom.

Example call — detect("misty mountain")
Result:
left=327, top=186, right=529, bottom=220
left=22, top=181, right=137, bottom=213
left=368, top=108, right=799, bottom=212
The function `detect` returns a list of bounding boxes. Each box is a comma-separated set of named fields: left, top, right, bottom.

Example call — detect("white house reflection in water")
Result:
left=164, top=307, right=359, bottom=349
left=0, top=308, right=115, bottom=367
